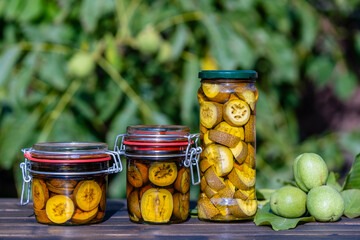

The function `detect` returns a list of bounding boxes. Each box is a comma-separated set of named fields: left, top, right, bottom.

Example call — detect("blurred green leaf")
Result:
left=18, top=0, right=43, bottom=22
left=306, top=56, right=334, bottom=88
left=170, top=24, right=188, bottom=60
left=97, top=81, right=123, bottom=122
left=80, top=0, right=103, bottom=33
left=334, top=71, right=357, bottom=100
left=106, top=101, right=140, bottom=148
left=39, top=53, right=68, bottom=90
left=105, top=34, right=122, bottom=71
left=294, top=1, right=318, bottom=49
left=327, top=172, right=342, bottom=192
left=21, top=24, right=75, bottom=44
left=0, top=111, right=40, bottom=169
left=181, top=56, right=200, bottom=128
left=0, top=46, right=21, bottom=87
left=0, top=0, right=8, bottom=17
left=341, top=189, right=360, bottom=218
left=8, top=52, right=38, bottom=105
left=4, top=0, right=22, bottom=20
left=343, top=154, right=360, bottom=190
left=256, top=189, right=275, bottom=201
left=340, top=130, right=360, bottom=157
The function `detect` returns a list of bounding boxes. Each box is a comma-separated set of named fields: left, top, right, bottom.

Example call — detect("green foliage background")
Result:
left=0, top=0, right=360, bottom=199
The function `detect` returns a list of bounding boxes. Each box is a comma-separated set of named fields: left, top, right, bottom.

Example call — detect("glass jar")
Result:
left=114, top=125, right=202, bottom=224
left=19, top=142, right=122, bottom=225
left=197, top=70, right=258, bottom=222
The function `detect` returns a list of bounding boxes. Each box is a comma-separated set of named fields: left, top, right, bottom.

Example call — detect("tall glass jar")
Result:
left=197, top=70, right=258, bottom=222
left=114, top=125, right=202, bottom=224
left=19, top=142, right=122, bottom=225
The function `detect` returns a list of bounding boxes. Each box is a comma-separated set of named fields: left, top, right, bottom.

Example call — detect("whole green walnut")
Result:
left=136, top=26, right=161, bottom=54
left=270, top=186, right=307, bottom=218
left=68, top=52, right=95, bottom=78
left=307, top=185, right=344, bottom=222
left=293, top=153, right=328, bottom=192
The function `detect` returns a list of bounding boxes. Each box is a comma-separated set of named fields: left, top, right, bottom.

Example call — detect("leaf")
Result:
left=170, top=24, right=188, bottom=60
left=18, top=0, right=43, bottom=22
left=0, top=111, right=40, bottom=170
left=341, top=189, right=360, bottom=218
left=343, top=154, right=360, bottom=190
left=8, top=52, right=38, bottom=106
left=80, top=0, right=103, bottom=33
left=181, top=56, right=200, bottom=129
left=21, top=23, right=74, bottom=44
left=254, top=202, right=315, bottom=231
left=327, top=171, right=342, bottom=192
left=38, top=53, right=68, bottom=90
left=340, top=130, right=360, bottom=158
left=0, top=46, right=21, bottom=87
left=306, top=56, right=334, bottom=88
left=202, top=15, right=237, bottom=69
left=106, top=100, right=140, bottom=148
left=4, top=0, right=23, bottom=20
left=256, top=189, right=275, bottom=200
left=333, top=71, right=357, bottom=100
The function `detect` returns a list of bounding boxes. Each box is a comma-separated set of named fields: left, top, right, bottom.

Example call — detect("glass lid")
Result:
left=32, top=142, right=108, bottom=152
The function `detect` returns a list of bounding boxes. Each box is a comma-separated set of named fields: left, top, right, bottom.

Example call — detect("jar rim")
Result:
left=198, top=70, right=257, bottom=80
left=126, top=125, right=190, bottom=136
left=32, top=142, right=108, bottom=152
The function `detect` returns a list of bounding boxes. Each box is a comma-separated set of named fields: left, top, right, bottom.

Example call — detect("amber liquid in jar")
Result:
left=26, top=142, right=111, bottom=225
left=32, top=174, right=107, bottom=225
left=197, top=71, right=258, bottom=221
left=127, top=158, right=190, bottom=224
left=122, top=125, right=194, bottom=224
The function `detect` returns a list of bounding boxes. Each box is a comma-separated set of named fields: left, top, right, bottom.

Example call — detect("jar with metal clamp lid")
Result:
left=20, top=142, right=122, bottom=225
left=114, top=125, right=202, bottom=224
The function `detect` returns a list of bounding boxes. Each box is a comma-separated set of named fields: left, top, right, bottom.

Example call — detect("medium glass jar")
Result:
left=20, top=142, right=122, bottom=225
left=197, top=70, right=258, bottom=222
left=114, top=125, right=202, bottom=224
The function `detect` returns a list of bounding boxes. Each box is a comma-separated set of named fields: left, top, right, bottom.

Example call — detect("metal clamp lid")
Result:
left=114, top=132, right=202, bottom=186
left=19, top=148, right=123, bottom=206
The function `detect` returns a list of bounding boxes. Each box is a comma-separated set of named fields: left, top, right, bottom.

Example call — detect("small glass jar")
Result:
left=19, top=142, right=122, bottom=225
left=197, top=70, right=258, bottom=222
left=114, top=125, right=202, bottom=224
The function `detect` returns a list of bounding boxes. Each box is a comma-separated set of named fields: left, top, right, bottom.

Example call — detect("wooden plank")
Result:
left=0, top=198, right=360, bottom=239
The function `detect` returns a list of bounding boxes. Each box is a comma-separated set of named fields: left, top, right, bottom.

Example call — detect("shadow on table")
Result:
left=103, top=199, right=125, bottom=221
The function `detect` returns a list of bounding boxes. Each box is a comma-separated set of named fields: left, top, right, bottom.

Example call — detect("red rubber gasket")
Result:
left=24, top=152, right=111, bottom=163
left=123, top=140, right=190, bottom=146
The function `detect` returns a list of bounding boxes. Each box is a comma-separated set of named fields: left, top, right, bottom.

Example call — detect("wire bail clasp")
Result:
left=184, top=134, right=202, bottom=185
left=19, top=148, right=32, bottom=206
left=106, top=150, right=123, bottom=174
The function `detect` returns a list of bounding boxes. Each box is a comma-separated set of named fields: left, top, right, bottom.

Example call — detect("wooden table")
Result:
left=1, top=198, right=360, bottom=239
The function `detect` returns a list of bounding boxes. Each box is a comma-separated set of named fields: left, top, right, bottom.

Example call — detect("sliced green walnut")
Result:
left=229, top=141, right=248, bottom=165
left=202, top=83, right=230, bottom=103
left=223, top=100, right=251, bottom=127
left=204, top=144, right=233, bottom=177
left=228, top=164, right=255, bottom=190
left=244, top=115, right=255, bottom=143
left=200, top=101, right=223, bottom=128
left=140, top=188, right=173, bottom=223
left=149, top=162, right=178, bottom=187
left=236, top=90, right=256, bottom=111
left=208, top=129, right=240, bottom=148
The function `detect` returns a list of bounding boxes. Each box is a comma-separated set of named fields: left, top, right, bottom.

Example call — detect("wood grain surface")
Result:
left=1, top=198, right=360, bottom=240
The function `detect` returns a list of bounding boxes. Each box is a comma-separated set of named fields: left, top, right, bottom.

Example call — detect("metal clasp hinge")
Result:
left=106, top=150, right=123, bottom=174
left=184, top=134, right=202, bottom=185
left=20, top=148, right=32, bottom=206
